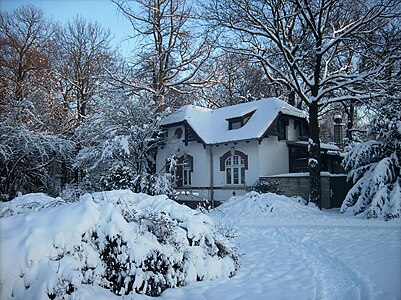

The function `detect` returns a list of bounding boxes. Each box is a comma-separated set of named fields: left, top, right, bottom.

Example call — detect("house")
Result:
left=156, top=98, right=347, bottom=208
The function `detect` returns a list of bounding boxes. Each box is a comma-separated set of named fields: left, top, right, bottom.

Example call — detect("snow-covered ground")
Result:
left=1, top=191, right=400, bottom=299
left=161, top=192, right=401, bottom=300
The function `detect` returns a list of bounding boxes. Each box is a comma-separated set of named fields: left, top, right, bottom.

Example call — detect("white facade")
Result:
left=156, top=99, right=308, bottom=202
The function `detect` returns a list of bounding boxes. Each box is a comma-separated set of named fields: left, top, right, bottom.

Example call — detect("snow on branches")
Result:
left=341, top=107, right=401, bottom=220
left=74, top=95, right=172, bottom=194
left=0, top=124, right=74, bottom=200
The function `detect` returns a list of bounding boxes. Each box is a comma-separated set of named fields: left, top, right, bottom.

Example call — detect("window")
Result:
left=225, top=155, right=245, bottom=185
left=230, top=121, right=242, bottom=130
left=227, top=110, right=256, bottom=130
left=182, top=158, right=191, bottom=186
left=174, top=128, right=183, bottom=139
left=168, top=154, right=193, bottom=187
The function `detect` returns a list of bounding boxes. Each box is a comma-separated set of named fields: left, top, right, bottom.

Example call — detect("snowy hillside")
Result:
left=1, top=191, right=400, bottom=300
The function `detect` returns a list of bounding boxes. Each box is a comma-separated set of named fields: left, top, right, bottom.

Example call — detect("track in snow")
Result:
left=159, top=223, right=397, bottom=300
left=275, top=227, right=388, bottom=300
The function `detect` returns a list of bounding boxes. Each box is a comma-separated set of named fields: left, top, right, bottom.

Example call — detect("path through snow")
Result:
left=158, top=194, right=401, bottom=300
left=159, top=223, right=400, bottom=300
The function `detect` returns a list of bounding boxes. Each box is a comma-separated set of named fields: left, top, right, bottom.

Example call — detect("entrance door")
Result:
left=329, top=176, right=351, bottom=208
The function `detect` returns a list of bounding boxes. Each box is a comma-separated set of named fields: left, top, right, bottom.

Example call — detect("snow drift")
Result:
left=213, top=191, right=316, bottom=223
left=0, top=190, right=238, bottom=299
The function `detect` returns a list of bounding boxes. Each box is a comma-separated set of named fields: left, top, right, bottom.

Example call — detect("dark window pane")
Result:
left=226, top=168, right=231, bottom=184
left=233, top=167, right=239, bottom=184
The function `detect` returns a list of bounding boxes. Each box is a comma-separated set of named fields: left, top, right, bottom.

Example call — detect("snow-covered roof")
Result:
left=161, top=98, right=307, bottom=144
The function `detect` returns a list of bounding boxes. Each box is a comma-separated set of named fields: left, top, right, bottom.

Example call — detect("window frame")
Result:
left=225, top=154, right=246, bottom=185
left=182, top=158, right=192, bottom=186
left=167, top=154, right=193, bottom=188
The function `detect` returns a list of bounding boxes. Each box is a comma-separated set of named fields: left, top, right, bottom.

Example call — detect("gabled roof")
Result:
left=161, top=98, right=307, bottom=144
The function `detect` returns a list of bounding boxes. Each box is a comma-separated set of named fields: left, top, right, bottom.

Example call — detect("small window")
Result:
left=174, top=128, right=183, bottom=139
left=227, top=110, right=256, bottom=130
left=231, top=121, right=242, bottom=130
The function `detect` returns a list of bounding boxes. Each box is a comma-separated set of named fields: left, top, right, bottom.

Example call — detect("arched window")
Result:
left=220, top=150, right=247, bottom=185
left=225, top=155, right=245, bottom=185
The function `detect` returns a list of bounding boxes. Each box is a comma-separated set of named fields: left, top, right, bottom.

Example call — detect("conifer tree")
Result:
left=341, top=101, right=401, bottom=220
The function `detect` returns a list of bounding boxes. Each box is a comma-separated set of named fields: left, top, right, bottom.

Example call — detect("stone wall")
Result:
left=266, top=174, right=347, bottom=209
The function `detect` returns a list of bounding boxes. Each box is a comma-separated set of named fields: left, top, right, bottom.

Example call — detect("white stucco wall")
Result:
left=259, top=136, right=289, bottom=176
left=209, top=140, right=260, bottom=187
left=155, top=125, right=185, bottom=173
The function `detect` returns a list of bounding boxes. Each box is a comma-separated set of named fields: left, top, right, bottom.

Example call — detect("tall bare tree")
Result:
left=54, top=16, right=114, bottom=124
left=202, top=53, right=284, bottom=107
left=0, top=5, right=56, bottom=127
left=205, top=0, right=400, bottom=207
left=112, top=0, right=215, bottom=110
left=0, top=5, right=76, bottom=198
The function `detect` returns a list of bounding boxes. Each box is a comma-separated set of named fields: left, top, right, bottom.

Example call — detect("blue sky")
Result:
left=0, top=0, right=134, bottom=54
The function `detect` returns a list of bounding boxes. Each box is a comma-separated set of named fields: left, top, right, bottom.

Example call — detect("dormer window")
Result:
left=227, top=110, right=256, bottom=130
left=230, top=121, right=242, bottom=130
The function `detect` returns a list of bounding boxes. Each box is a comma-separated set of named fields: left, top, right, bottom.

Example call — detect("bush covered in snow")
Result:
left=100, top=165, right=173, bottom=196
left=0, top=124, right=74, bottom=200
left=248, top=178, right=282, bottom=194
left=341, top=106, right=401, bottom=220
left=0, top=193, right=66, bottom=218
left=0, top=190, right=238, bottom=299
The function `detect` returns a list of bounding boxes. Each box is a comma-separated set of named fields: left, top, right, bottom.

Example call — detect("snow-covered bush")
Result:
left=0, top=124, right=75, bottom=200
left=100, top=165, right=173, bottom=196
left=100, top=164, right=135, bottom=190
left=210, top=192, right=312, bottom=226
left=341, top=106, right=401, bottom=220
left=0, top=193, right=66, bottom=218
left=248, top=178, right=282, bottom=194
left=134, top=173, right=174, bottom=196
left=0, top=190, right=238, bottom=299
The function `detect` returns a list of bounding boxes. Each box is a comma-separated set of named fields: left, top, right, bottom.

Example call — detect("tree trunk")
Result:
left=346, top=103, right=354, bottom=141
left=308, top=100, right=322, bottom=209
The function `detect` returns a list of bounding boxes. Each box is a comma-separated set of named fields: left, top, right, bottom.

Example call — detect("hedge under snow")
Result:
left=0, top=190, right=238, bottom=299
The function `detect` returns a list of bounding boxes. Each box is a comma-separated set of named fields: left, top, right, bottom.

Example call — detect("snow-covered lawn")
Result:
left=158, top=192, right=401, bottom=300
left=1, top=191, right=400, bottom=299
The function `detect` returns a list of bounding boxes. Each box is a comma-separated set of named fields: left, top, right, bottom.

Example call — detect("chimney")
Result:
left=333, top=114, right=344, bottom=148
left=288, top=91, right=295, bottom=106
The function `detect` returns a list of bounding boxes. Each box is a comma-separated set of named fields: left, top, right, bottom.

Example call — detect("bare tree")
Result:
left=0, top=5, right=57, bottom=127
left=0, top=5, right=77, bottom=198
left=54, top=16, right=114, bottom=124
left=202, top=53, right=285, bottom=107
left=112, top=0, right=216, bottom=110
left=205, top=0, right=400, bottom=207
